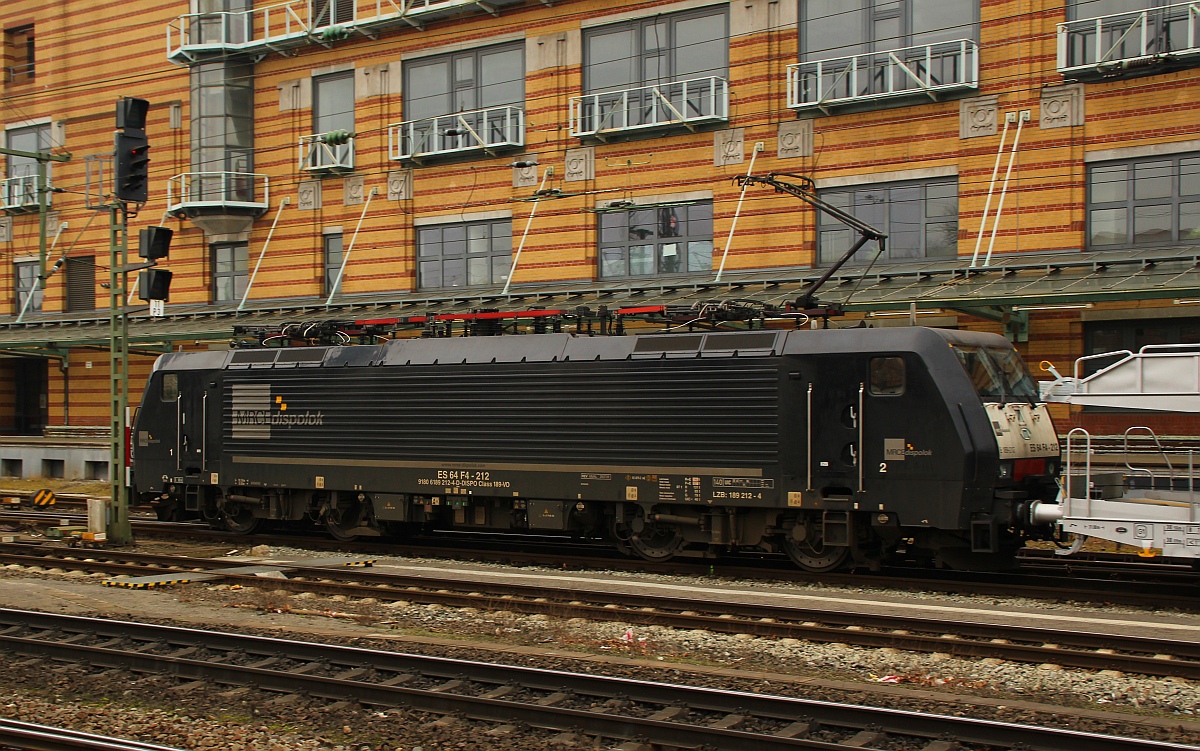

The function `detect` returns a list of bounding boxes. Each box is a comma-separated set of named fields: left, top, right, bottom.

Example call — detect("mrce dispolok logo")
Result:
left=231, top=383, right=323, bottom=439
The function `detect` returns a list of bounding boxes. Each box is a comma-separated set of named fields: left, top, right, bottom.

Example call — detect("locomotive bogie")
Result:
left=131, top=327, right=1060, bottom=572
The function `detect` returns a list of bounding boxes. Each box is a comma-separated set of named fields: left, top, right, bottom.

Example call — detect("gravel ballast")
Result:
left=1, top=543, right=1199, bottom=749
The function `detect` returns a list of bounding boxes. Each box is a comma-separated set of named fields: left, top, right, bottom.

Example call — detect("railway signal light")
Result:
left=138, top=226, right=172, bottom=260
left=114, top=98, right=151, bottom=204
left=138, top=268, right=172, bottom=302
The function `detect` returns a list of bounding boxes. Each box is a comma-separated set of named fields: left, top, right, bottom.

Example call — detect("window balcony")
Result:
left=1, top=175, right=47, bottom=213
left=300, top=134, right=355, bottom=173
left=389, top=106, right=524, bottom=162
left=788, top=39, right=978, bottom=113
left=4, top=61, right=34, bottom=83
left=167, top=172, right=269, bottom=217
left=569, top=76, right=729, bottom=140
left=166, top=3, right=302, bottom=64
left=1058, top=2, right=1200, bottom=81
left=166, top=0, right=527, bottom=65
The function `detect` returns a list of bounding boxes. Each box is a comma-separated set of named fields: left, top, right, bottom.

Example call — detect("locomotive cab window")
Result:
left=869, top=357, right=905, bottom=395
left=949, top=344, right=1039, bottom=402
left=161, top=374, right=178, bottom=402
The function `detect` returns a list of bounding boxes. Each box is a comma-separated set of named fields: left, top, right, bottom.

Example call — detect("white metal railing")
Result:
left=1058, top=2, right=1200, bottom=73
left=166, top=172, right=269, bottom=214
left=300, top=134, right=355, bottom=172
left=166, top=0, right=522, bottom=63
left=569, top=76, right=729, bottom=138
left=4, top=62, right=35, bottom=82
left=1, top=175, right=44, bottom=211
left=166, top=1, right=308, bottom=60
left=788, top=39, right=978, bottom=110
left=389, top=106, right=524, bottom=161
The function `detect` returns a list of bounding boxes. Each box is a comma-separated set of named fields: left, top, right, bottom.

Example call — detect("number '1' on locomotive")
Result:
left=131, top=326, right=1061, bottom=571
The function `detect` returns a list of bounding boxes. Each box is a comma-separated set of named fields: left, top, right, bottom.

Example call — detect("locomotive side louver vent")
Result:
left=223, top=358, right=781, bottom=467
left=633, top=334, right=704, bottom=353
left=702, top=332, right=779, bottom=353
left=228, top=350, right=279, bottom=368
left=276, top=348, right=327, bottom=367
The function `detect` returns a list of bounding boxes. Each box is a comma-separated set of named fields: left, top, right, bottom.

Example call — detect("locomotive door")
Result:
left=174, top=372, right=208, bottom=476
left=807, top=359, right=864, bottom=496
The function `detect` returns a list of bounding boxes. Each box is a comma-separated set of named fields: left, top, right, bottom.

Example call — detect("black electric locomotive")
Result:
left=130, top=326, right=1060, bottom=571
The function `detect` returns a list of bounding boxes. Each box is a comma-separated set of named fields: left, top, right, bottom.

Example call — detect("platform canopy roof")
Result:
left=0, top=246, right=1196, bottom=356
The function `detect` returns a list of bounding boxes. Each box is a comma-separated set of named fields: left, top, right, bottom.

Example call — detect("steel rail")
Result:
left=0, top=719, right=184, bottom=751
left=3, top=510, right=1199, bottom=608
left=2, top=545, right=1198, bottom=679
left=0, top=609, right=1194, bottom=751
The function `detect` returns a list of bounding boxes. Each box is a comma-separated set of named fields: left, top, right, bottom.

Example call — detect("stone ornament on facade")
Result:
left=344, top=175, right=366, bottom=206
left=960, top=96, right=998, bottom=139
left=777, top=120, right=813, bottom=159
left=278, top=80, right=303, bottom=112
left=1040, top=84, right=1084, bottom=129
left=387, top=170, right=412, bottom=201
left=297, top=180, right=322, bottom=211
left=513, top=158, right=539, bottom=189
left=715, top=128, right=745, bottom=167
left=564, top=147, right=594, bottom=182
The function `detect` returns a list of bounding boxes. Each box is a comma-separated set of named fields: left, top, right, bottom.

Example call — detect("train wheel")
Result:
left=628, top=524, right=685, bottom=561
left=325, top=495, right=367, bottom=541
left=221, top=505, right=261, bottom=535
left=782, top=529, right=850, bottom=573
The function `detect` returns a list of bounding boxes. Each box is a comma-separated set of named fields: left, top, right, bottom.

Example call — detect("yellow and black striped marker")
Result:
left=31, top=489, right=56, bottom=507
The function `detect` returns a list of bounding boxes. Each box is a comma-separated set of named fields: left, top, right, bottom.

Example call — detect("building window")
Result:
left=402, top=43, right=524, bottom=152
left=817, top=179, right=958, bottom=264
left=14, top=261, right=41, bottom=314
left=4, top=25, right=34, bottom=82
left=1088, top=154, right=1200, bottom=248
left=585, top=7, right=727, bottom=94
left=417, top=219, right=511, bottom=290
left=213, top=242, right=248, bottom=302
left=5, top=123, right=50, bottom=207
left=796, top=0, right=977, bottom=106
left=192, top=1, right=250, bottom=45
left=1067, top=0, right=1184, bottom=20
left=64, top=257, right=95, bottom=313
left=324, top=233, right=343, bottom=296
left=314, top=0, right=356, bottom=27
left=314, top=70, right=354, bottom=138
left=579, top=7, right=728, bottom=136
left=1083, top=316, right=1200, bottom=374
left=802, top=0, right=977, bottom=59
left=190, top=60, right=253, bottom=192
left=309, top=70, right=355, bottom=170
left=598, top=203, right=714, bottom=279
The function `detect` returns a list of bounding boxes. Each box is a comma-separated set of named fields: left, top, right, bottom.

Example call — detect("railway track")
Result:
left=3, top=507, right=1199, bottom=609
left=1, top=608, right=1194, bottom=751
left=0, top=719, right=183, bottom=751
left=2, top=543, right=1198, bottom=680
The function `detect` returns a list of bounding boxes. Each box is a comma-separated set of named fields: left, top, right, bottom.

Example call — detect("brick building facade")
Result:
left=1, top=0, right=1198, bottom=467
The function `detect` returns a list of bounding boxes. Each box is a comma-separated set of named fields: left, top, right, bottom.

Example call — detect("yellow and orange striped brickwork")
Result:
left=1, top=0, right=1198, bottom=430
